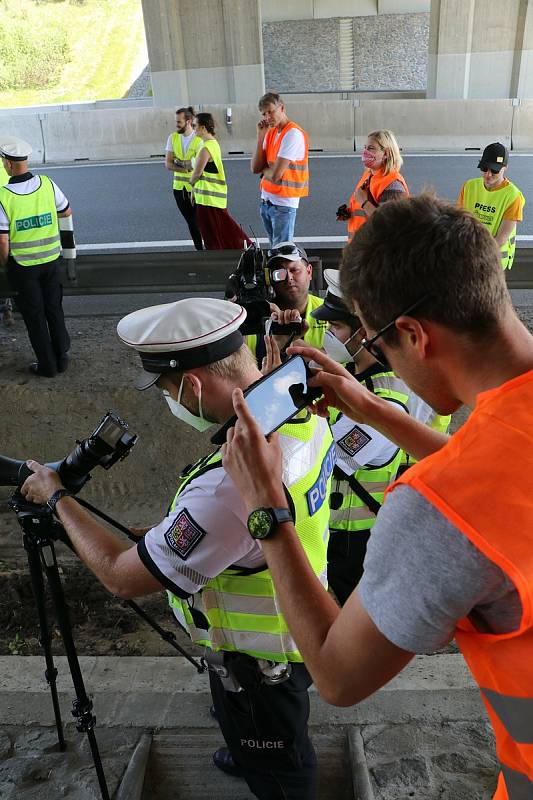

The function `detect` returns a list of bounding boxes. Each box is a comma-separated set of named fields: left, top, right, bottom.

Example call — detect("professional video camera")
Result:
left=225, top=242, right=304, bottom=337
left=0, top=411, right=137, bottom=492
left=224, top=241, right=273, bottom=335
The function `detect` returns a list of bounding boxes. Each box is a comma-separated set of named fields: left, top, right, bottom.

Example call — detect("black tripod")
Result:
left=14, top=498, right=111, bottom=799
left=10, top=494, right=205, bottom=800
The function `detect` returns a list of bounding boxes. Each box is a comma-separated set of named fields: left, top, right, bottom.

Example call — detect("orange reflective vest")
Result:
left=390, top=369, right=533, bottom=800
left=260, top=121, right=309, bottom=198
left=347, top=169, right=409, bottom=240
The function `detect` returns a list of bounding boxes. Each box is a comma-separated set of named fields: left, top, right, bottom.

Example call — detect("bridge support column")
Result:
left=141, top=0, right=265, bottom=108
left=427, top=0, right=533, bottom=99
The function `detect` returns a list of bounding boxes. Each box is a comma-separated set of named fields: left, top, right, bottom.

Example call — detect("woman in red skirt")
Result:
left=190, top=113, right=251, bottom=250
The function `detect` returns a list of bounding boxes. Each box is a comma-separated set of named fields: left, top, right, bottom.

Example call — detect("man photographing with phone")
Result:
left=20, top=297, right=334, bottom=800
left=221, top=194, right=533, bottom=800
left=246, top=241, right=327, bottom=367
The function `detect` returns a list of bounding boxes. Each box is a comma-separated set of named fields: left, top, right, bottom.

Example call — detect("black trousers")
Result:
left=327, top=529, right=371, bottom=606
left=6, top=258, right=70, bottom=376
left=209, top=652, right=317, bottom=799
left=173, top=188, right=203, bottom=250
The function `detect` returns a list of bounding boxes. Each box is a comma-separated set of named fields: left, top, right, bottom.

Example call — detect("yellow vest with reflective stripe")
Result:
left=171, top=132, right=203, bottom=191
left=246, top=294, right=327, bottom=365
left=400, top=411, right=451, bottom=470
left=462, top=177, right=523, bottom=270
left=192, top=139, right=228, bottom=209
left=0, top=175, right=60, bottom=266
left=329, top=369, right=409, bottom=532
left=167, top=414, right=333, bottom=662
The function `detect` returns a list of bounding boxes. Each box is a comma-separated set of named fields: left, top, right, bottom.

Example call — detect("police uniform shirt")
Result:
left=0, top=174, right=69, bottom=234
left=332, top=412, right=405, bottom=476
left=138, top=413, right=333, bottom=597
left=138, top=463, right=266, bottom=597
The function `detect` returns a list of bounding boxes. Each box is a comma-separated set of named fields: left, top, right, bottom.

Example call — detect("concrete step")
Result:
left=141, top=730, right=353, bottom=800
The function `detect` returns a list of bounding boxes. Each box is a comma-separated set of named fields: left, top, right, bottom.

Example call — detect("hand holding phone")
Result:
left=211, top=355, right=322, bottom=445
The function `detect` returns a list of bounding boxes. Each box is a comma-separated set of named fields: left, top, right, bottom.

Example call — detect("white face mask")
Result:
left=162, top=378, right=215, bottom=432
left=323, top=328, right=359, bottom=364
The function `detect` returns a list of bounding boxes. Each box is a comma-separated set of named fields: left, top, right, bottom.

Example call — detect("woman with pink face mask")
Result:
left=337, top=130, right=409, bottom=242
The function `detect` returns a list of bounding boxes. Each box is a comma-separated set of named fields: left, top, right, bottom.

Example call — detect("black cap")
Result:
left=311, top=292, right=360, bottom=324
left=478, top=142, right=508, bottom=173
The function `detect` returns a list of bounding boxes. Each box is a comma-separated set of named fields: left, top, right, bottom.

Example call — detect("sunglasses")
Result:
left=479, top=162, right=503, bottom=174
left=354, top=294, right=430, bottom=367
left=267, top=244, right=304, bottom=259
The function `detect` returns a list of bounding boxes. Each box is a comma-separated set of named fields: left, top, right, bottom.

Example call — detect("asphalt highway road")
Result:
left=34, top=153, right=533, bottom=251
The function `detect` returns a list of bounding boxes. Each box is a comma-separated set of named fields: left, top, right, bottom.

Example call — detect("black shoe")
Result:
left=212, top=747, right=243, bottom=777
left=29, top=362, right=56, bottom=378
left=209, top=704, right=218, bottom=721
left=57, top=354, right=69, bottom=373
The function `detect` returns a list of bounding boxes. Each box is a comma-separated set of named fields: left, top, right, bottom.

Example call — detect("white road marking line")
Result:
left=77, top=234, right=531, bottom=251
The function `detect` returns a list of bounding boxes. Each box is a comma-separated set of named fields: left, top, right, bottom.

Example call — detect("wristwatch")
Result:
left=46, top=488, right=72, bottom=518
left=247, top=507, right=293, bottom=540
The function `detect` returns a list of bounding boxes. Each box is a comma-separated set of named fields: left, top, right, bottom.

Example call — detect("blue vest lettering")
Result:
left=306, top=442, right=335, bottom=515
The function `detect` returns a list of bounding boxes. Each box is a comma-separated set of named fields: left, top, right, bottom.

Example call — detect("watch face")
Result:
left=248, top=508, right=272, bottom=540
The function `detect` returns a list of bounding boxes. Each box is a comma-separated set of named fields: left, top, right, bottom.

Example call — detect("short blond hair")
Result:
left=166, top=344, right=257, bottom=387
left=367, top=130, right=403, bottom=175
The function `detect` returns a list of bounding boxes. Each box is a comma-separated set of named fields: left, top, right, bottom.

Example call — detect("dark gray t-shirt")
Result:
left=358, top=485, right=522, bottom=653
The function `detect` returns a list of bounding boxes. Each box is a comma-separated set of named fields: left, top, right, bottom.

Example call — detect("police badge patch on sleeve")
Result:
left=338, top=425, right=371, bottom=457
left=164, top=509, right=207, bottom=560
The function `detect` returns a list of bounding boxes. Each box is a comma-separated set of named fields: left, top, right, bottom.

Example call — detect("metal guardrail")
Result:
left=0, top=247, right=532, bottom=297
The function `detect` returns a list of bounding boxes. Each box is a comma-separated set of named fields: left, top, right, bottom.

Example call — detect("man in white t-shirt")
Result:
left=165, top=107, right=203, bottom=250
left=251, top=92, right=309, bottom=247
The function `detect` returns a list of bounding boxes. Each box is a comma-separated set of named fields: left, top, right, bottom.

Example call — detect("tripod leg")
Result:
left=40, top=541, right=110, bottom=800
left=23, top=532, right=66, bottom=750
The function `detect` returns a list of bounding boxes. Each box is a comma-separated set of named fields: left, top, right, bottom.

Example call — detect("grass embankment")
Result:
left=0, top=0, right=147, bottom=108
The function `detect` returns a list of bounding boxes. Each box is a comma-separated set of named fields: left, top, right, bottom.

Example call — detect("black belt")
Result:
left=261, top=198, right=274, bottom=207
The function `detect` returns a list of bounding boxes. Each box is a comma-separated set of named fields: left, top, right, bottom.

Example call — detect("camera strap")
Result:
left=333, top=465, right=381, bottom=516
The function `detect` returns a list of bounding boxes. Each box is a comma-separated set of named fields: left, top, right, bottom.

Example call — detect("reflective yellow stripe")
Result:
left=17, top=246, right=61, bottom=264
left=209, top=626, right=299, bottom=656
left=11, top=234, right=60, bottom=251
left=331, top=505, right=376, bottom=523
left=201, top=177, right=226, bottom=186
left=194, top=188, right=227, bottom=199
left=349, top=210, right=366, bottom=218
left=203, top=589, right=278, bottom=616
left=287, top=163, right=307, bottom=171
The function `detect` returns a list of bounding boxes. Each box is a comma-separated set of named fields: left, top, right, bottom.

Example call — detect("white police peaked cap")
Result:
left=323, top=269, right=343, bottom=299
left=311, top=269, right=359, bottom=323
left=117, top=297, right=247, bottom=390
left=0, top=136, right=32, bottom=160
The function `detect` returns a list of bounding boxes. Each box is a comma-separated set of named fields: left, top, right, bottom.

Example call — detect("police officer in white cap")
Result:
left=20, top=296, right=334, bottom=800
left=0, top=135, right=75, bottom=376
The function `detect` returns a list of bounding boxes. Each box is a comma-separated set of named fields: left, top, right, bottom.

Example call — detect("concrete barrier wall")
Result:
left=0, top=115, right=45, bottom=163
left=511, top=101, right=533, bottom=150
left=355, top=99, right=514, bottom=151
left=43, top=107, right=174, bottom=162
left=0, top=99, right=525, bottom=163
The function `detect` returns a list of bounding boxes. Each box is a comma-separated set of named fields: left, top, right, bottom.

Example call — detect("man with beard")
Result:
left=165, top=106, right=203, bottom=250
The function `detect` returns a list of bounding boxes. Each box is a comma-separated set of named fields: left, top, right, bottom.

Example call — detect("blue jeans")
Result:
left=260, top=201, right=297, bottom=247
